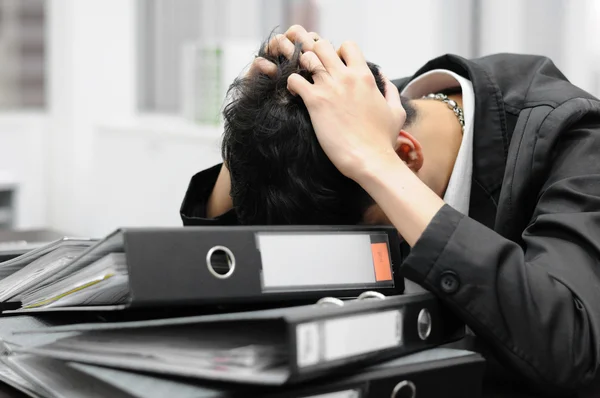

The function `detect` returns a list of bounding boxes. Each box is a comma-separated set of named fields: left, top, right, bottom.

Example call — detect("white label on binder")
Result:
left=296, top=322, right=321, bottom=367
left=258, top=233, right=381, bottom=288
left=323, top=310, right=402, bottom=362
left=296, top=310, right=402, bottom=368
left=304, top=389, right=361, bottom=398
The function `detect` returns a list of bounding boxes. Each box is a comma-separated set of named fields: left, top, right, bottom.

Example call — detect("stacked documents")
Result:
left=0, top=344, right=484, bottom=398
left=19, top=253, right=129, bottom=309
left=0, top=238, right=96, bottom=306
left=0, top=238, right=94, bottom=281
left=9, top=292, right=464, bottom=385
left=0, top=226, right=404, bottom=313
left=0, top=301, right=480, bottom=397
left=0, top=225, right=482, bottom=397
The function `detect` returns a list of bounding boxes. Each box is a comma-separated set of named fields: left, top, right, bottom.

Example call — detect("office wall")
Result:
left=45, top=0, right=138, bottom=236
left=479, top=0, right=600, bottom=97
left=84, top=121, right=221, bottom=237
left=0, top=114, right=47, bottom=229
left=317, top=0, right=474, bottom=79
left=0, top=112, right=220, bottom=238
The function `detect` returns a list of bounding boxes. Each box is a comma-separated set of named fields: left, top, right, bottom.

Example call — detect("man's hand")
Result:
left=248, top=25, right=321, bottom=78
left=286, top=40, right=407, bottom=182
left=287, top=40, right=444, bottom=246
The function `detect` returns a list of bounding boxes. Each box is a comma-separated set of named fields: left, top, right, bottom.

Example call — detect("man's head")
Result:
left=222, top=39, right=418, bottom=225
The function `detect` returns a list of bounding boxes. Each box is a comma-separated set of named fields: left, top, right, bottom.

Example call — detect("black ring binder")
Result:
left=417, top=308, right=433, bottom=341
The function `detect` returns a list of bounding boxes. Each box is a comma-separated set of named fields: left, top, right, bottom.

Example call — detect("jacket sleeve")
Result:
left=401, top=120, right=600, bottom=392
left=180, top=163, right=239, bottom=226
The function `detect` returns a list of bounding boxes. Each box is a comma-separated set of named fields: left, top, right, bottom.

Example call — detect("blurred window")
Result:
left=136, top=0, right=317, bottom=114
left=0, top=0, right=45, bottom=110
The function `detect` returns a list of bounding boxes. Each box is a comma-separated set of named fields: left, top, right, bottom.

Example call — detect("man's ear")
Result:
left=394, top=130, right=423, bottom=172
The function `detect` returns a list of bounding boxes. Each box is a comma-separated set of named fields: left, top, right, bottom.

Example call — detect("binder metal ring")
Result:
left=357, top=291, right=386, bottom=301
left=417, top=308, right=432, bottom=340
left=316, top=297, right=345, bottom=307
left=206, top=245, right=236, bottom=279
left=391, top=380, right=416, bottom=398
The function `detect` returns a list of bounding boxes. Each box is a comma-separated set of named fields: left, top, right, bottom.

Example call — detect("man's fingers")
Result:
left=285, top=24, right=309, bottom=40
left=337, top=41, right=368, bottom=70
left=383, top=78, right=407, bottom=124
left=287, top=73, right=313, bottom=98
left=249, top=26, right=324, bottom=79
left=247, top=57, right=277, bottom=77
left=265, top=34, right=296, bottom=59
left=313, top=39, right=345, bottom=73
left=285, top=25, right=315, bottom=53
left=383, top=78, right=401, bottom=107
left=299, top=51, right=329, bottom=84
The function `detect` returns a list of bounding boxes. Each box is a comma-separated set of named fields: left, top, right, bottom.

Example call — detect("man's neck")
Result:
left=411, top=94, right=464, bottom=197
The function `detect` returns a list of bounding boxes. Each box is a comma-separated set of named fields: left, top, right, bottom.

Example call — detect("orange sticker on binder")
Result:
left=371, top=242, right=392, bottom=281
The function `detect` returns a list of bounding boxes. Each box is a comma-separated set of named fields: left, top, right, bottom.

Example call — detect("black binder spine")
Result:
left=264, top=351, right=485, bottom=398
left=287, top=292, right=465, bottom=383
left=123, top=226, right=405, bottom=308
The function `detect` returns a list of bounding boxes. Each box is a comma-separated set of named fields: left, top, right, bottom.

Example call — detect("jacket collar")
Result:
left=398, top=54, right=509, bottom=228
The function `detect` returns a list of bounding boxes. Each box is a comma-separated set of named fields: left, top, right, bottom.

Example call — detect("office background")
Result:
left=0, top=0, right=598, bottom=238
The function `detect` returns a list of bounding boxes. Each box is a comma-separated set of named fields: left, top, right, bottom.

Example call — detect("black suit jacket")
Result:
left=180, top=53, right=600, bottom=397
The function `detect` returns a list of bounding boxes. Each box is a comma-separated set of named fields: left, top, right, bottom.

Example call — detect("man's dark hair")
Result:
left=222, top=39, right=391, bottom=225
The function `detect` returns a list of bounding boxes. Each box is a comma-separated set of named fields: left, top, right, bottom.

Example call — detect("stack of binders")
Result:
left=0, top=225, right=485, bottom=397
